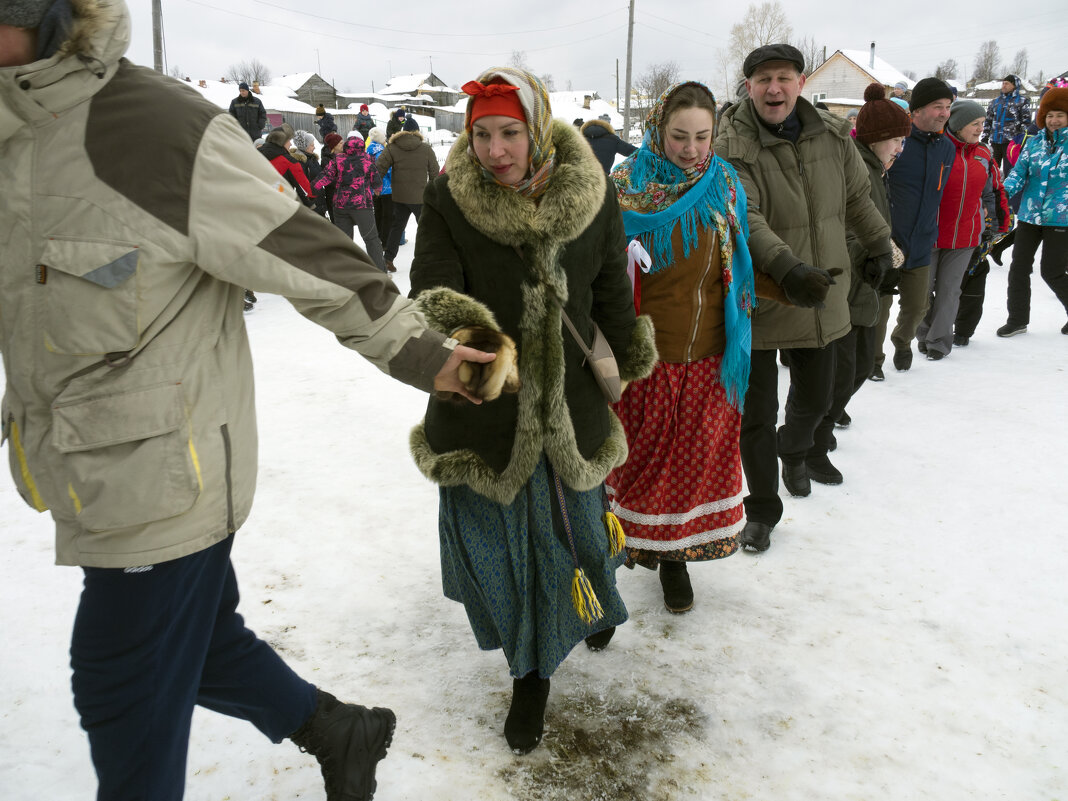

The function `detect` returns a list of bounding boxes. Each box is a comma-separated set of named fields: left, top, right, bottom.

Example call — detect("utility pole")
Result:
left=623, top=0, right=634, bottom=141
left=151, top=0, right=163, bottom=73
left=316, top=48, right=321, bottom=76
left=616, top=58, right=619, bottom=113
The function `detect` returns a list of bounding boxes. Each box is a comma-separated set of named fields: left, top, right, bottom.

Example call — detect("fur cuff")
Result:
left=414, top=287, right=500, bottom=335
left=618, top=315, right=658, bottom=381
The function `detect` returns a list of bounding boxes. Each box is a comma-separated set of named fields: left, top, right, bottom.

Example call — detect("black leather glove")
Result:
left=863, top=251, right=893, bottom=288
left=779, top=263, right=842, bottom=309
left=878, top=266, right=902, bottom=296
left=449, top=326, right=520, bottom=402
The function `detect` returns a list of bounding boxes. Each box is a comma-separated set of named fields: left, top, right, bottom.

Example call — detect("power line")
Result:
left=253, top=0, right=626, bottom=37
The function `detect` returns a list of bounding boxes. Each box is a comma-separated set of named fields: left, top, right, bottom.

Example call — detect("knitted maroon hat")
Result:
left=323, top=132, right=343, bottom=151
left=855, top=82, right=912, bottom=145
left=1037, top=87, right=1068, bottom=129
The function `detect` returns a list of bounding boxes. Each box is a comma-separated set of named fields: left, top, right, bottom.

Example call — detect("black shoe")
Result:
left=869, top=365, right=885, bottom=382
left=504, top=673, right=550, bottom=755
left=997, top=322, right=1027, bottom=337
left=584, top=626, right=616, bottom=651
left=290, top=690, right=396, bottom=801
left=781, top=461, right=811, bottom=497
left=244, top=289, right=258, bottom=304
left=1062, top=321, right=1068, bottom=335
left=893, top=347, right=912, bottom=371
left=658, top=561, right=694, bottom=613
left=828, top=433, right=837, bottom=452
left=385, top=260, right=397, bottom=273
left=917, top=340, right=927, bottom=355
left=243, top=301, right=254, bottom=312
left=953, top=334, right=969, bottom=347
left=836, top=411, right=851, bottom=428
left=805, top=453, right=843, bottom=485
left=739, top=521, right=773, bottom=552
left=926, top=350, right=945, bottom=361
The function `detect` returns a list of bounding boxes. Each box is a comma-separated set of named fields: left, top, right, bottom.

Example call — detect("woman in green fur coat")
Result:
left=408, top=67, right=657, bottom=755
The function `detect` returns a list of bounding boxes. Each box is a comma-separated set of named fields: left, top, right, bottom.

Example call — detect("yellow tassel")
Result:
left=571, top=567, right=604, bottom=625
left=603, top=511, right=626, bottom=557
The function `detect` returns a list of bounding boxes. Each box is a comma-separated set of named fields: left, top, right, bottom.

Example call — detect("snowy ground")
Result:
left=2, top=230, right=1067, bottom=801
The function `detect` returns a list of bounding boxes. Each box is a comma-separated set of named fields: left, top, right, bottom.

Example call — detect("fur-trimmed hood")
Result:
left=581, top=118, right=616, bottom=138
left=388, top=129, right=424, bottom=148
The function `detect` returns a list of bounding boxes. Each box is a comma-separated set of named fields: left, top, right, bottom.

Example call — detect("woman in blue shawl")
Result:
left=607, top=82, right=754, bottom=613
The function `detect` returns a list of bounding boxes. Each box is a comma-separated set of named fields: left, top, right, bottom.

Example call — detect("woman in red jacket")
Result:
left=260, top=126, right=316, bottom=204
left=916, top=100, right=1010, bottom=359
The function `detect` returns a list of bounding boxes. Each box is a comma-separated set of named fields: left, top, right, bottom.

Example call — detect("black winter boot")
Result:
left=290, top=689, right=396, bottom=801
left=739, top=521, right=773, bottom=552
left=805, top=453, right=843, bottom=485
left=504, top=673, right=551, bottom=754
left=781, top=460, right=811, bottom=497
left=585, top=626, right=616, bottom=651
left=658, top=560, right=694, bottom=613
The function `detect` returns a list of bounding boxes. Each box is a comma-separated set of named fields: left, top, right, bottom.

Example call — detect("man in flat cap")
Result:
left=715, top=44, right=891, bottom=553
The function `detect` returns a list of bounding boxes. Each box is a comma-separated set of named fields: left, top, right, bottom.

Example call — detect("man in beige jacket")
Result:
left=0, top=2, right=498, bottom=799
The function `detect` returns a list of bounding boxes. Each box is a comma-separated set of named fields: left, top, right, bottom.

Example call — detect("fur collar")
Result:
left=443, top=119, right=606, bottom=249
left=61, top=0, right=124, bottom=63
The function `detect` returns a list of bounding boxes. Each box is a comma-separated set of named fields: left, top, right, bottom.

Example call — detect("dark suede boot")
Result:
left=658, top=560, right=694, bottom=613
left=504, top=673, right=551, bottom=755
left=781, top=460, right=811, bottom=497
left=290, top=689, right=396, bottom=801
left=585, top=626, right=616, bottom=651
left=805, top=453, right=843, bottom=485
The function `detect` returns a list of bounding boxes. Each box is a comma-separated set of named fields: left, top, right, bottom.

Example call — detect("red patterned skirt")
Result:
left=607, top=355, right=743, bottom=568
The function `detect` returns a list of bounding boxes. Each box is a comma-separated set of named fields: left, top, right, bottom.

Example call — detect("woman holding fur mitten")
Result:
left=408, top=67, right=657, bottom=756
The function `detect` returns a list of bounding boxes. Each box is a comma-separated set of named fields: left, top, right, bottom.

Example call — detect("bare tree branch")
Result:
left=226, top=58, right=272, bottom=86
left=973, top=41, right=1001, bottom=84
left=727, top=2, right=794, bottom=82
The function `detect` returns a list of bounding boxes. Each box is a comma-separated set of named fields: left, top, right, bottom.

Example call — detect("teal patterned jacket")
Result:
left=1004, top=127, right=1068, bottom=226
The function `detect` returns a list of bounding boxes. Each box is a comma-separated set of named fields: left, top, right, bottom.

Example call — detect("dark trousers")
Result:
left=741, top=346, right=836, bottom=526
left=1006, top=221, right=1068, bottom=325
left=955, top=257, right=989, bottom=338
left=991, top=141, right=1010, bottom=175
left=71, top=534, right=317, bottom=801
left=374, top=193, right=394, bottom=250
left=820, top=325, right=876, bottom=448
left=385, top=202, right=421, bottom=261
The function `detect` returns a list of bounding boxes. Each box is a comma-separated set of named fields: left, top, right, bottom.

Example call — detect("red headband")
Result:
left=463, top=80, right=525, bottom=128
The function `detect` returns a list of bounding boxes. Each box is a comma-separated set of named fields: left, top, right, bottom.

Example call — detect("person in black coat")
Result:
left=314, top=104, right=337, bottom=140
left=228, top=82, right=266, bottom=140
left=580, top=118, right=636, bottom=175
left=385, top=108, right=406, bottom=139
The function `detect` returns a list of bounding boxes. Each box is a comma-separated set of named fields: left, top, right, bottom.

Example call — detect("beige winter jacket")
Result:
left=0, top=0, right=454, bottom=567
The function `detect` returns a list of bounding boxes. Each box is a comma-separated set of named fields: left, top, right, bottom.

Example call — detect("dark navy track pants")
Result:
left=70, top=534, right=317, bottom=801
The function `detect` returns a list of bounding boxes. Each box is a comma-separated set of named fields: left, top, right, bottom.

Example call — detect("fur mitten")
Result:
left=451, top=326, right=520, bottom=401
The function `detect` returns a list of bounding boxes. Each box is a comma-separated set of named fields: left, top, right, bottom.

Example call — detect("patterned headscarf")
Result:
left=611, top=82, right=755, bottom=411
left=463, top=66, right=556, bottom=199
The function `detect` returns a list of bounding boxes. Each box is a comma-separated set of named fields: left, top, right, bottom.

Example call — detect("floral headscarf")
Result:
left=463, top=66, right=556, bottom=199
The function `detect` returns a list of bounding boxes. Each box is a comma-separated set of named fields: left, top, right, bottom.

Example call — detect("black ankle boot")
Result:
left=659, top=560, right=694, bottom=613
left=585, top=626, right=616, bottom=651
left=504, top=673, right=550, bottom=754
left=290, top=689, right=396, bottom=801
left=781, top=460, right=811, bottom=497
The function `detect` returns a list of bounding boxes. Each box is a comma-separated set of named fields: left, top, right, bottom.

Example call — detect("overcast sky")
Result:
left=126, top=0, right=1066, bottom=102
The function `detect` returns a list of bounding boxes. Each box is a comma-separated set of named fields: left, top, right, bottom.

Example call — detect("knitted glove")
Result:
left=450, top=326, right=520, bottom=401
left=863, top=251, right=893, bottom=288
left=779, top=263, right=842, bottom=309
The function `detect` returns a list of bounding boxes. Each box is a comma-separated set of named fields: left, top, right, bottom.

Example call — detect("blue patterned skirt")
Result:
left=438, top=456, right=628, bottom=679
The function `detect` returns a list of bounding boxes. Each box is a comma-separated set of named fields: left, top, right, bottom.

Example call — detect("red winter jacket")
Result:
left=935, top=133, right=1010, bottom=249
left=260, top=141, right=315, bottom=201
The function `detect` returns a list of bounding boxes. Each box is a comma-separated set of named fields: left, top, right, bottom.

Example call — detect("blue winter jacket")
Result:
left=366, top=140, right=392, bottom=195
left=1004, top=127, right=1068, bottom=227
left=982, top=79, right=1031, bottom=145
left=886, top=125, right=955, bottom=269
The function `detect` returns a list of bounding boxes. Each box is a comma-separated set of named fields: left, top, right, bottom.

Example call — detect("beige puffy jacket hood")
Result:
left=0, top=0, right=453, bottom=567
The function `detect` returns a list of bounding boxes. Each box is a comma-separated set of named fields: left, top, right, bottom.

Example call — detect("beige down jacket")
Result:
left=0, top=0, right=453, bottom=567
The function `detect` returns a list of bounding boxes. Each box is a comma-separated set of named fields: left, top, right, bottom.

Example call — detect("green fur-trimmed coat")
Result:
left=409, top=120, right=657, bottom=505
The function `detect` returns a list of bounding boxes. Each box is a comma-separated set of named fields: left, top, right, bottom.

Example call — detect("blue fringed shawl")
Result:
left=612, top=144, right=755, bottom=411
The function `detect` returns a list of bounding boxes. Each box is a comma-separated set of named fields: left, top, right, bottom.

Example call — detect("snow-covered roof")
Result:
left=550, top=93, right=622, bottom=129
left=180, top=78, right=318, bottom=114
left=273, top=72, right=318, bottom=95
left=837, top=50, right=915, bottom=89
left=382, top=73, right=455, bottom=94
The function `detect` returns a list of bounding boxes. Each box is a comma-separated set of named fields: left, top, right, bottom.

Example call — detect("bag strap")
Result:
left=554, top=299, right=595, bottom=360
